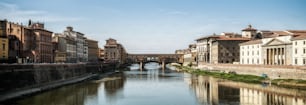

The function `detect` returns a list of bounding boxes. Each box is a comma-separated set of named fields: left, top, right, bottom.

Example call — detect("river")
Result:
left=13, top=63, right=306, bottom=105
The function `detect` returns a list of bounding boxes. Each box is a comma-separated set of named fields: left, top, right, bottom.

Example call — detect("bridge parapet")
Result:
left=126, top=53, right=183, bottom=70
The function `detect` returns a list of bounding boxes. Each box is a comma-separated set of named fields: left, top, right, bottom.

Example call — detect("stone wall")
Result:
left=197, top=63, right=306, bottom=79
left=0, top=64, right=100, bottom=95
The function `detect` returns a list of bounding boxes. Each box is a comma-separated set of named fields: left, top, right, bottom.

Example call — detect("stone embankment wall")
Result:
left=197, top=64, right=306, bottom=79
left=0, top=63, right=101, bottom=102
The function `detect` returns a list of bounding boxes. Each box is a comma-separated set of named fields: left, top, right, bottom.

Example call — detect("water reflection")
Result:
left=13, top=64, right=306, bottom=105
left=99, top=73, right=126, bottom=105
left=18, top=82, right=99, bottom=105
left=188, top=75, right=306, bottom=105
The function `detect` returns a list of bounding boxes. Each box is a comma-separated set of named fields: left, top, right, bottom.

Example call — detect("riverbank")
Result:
left=177, top=66, right=306, bottom=89
left=197, top=63, right=306, bottom=79
left=0, top=63, right=107, bottom=102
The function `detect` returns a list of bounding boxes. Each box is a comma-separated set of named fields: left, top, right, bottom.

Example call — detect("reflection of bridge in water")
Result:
left=186, top=75, right=306, bottom=105
left=127, top=54, right=182, bottom=70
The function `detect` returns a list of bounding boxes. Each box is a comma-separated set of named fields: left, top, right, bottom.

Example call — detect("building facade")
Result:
left=0, top=20, right=8, bottom=62
left=104, top=38, right=127, bottom=64
left=239, top=40, right=262, bottom=64
left=211, top=38, right=249, bottom=64
left=240, top=30, right=306, bottom=65
left=291, top=35, right=306, bottom=65
left=196, top=32, right=249, bottom=65
left=98, top=48, right=105, bottom=60
left=63, top=26, right=88, bottom=62
left=30, top=22, right=53, bottom=63
left=0, top=37, right=8, bottom=62
left=176, top=44, right=197, bottom=66
left=86, top=39, right=99, bottom=62
left=0, top=19, right=51, bottom=63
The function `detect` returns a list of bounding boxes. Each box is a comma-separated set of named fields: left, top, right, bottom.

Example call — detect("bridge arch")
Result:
left=126, top=54, right=182, bottom=70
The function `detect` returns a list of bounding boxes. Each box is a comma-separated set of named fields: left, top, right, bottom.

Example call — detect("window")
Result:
left=295, top=58, right=298, bottom=65
left=304, top=58, right=306, bottom=65
left=295, top=48, right=298, bottom=54
left=257, top=59, right=259, bottom=64
left=295, top=42, right=297, bottom=45
left=2, top=43, right=5, bottom=50
left=257, top=51, right=259, bottom=55
left=304, top=41, right=305, bottom=45
left=304, top=48, right=306, bottom=54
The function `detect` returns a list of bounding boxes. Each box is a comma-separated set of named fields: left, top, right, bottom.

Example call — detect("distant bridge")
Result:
left=126, top=54, right=183, bottom=70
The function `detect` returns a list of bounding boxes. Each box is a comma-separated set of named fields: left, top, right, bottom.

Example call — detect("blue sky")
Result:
left=1, top=0, right=305, bottom=53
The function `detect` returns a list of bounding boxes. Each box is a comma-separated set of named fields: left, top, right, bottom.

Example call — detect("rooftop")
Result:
left=242, top=25, right=257, bottom=31
left=239, top=39, right=262, bottom=46
left=291, top=35, right=306, bottom=41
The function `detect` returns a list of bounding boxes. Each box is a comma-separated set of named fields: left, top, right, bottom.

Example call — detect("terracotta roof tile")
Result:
left=239, top=39, right=262, bottom=46
left=217, top=37, right=250, bottom=41
left=291, top=35, right=306, bottom=41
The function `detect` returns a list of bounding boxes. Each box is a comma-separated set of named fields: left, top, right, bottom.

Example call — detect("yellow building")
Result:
left=0, top=37, right=8, bottom=60
left=0, top=20, right=9, bottom=61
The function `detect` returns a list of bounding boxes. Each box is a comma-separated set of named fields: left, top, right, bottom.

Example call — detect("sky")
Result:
left=0, top=0, right=305, bottom=54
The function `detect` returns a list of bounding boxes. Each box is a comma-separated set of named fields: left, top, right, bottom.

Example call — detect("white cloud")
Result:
left=0, top=2, right=83, bottom=23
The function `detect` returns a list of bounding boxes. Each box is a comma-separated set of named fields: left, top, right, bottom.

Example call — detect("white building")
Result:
left=239, top=39, right=262, bottom=64
left=240, top=30, right=306, bottom=65
left=63, top=26, right=88, bottom=62
left=291, top=35, right=306, bottom=65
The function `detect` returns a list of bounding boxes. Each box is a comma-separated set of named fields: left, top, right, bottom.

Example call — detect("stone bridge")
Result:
left=126, top=54, right=183, bottom=70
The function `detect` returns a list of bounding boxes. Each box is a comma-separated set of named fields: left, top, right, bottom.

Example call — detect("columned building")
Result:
left=240, top=30, right=306, bottom=65
left=261, top=36, right=292, bottom=65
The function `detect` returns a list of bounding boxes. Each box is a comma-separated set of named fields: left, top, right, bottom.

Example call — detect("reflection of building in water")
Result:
left=104, top=75, right=125, bottom=95
left=188, top=75, right=211, bottom=105
left=18, top=82, right=99, bottom=105
left=146, top=69, right=159, bottom=81
left=103, top=73, right=126, bottom=104
left=240, top=87, right=306, bottom=105
left=188, top=75, right=306, bottom=105
left=218, top=85, right=240, bottom=104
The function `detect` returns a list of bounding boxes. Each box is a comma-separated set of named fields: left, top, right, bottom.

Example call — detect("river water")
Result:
left=15, top=63, right=306, bottom=105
